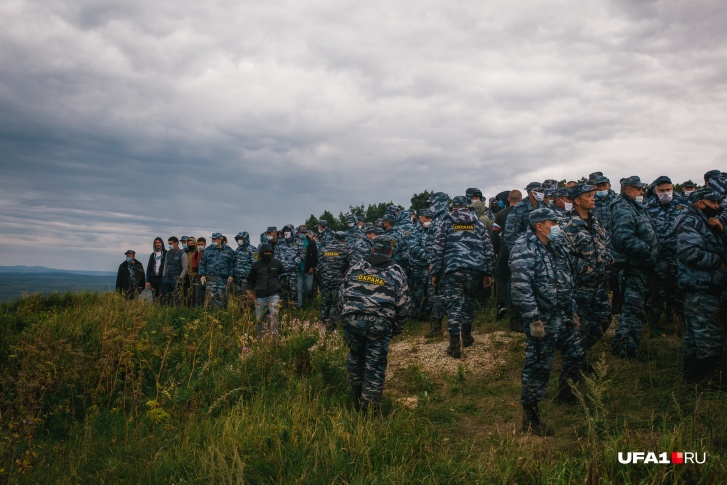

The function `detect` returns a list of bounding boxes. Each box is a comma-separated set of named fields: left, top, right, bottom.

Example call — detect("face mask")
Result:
left=318, top=227, right=324, bottom=233
left=683, top=190, right=694, bottom=197
left=657, top=191, right=673, bottom=203
left=564, top=202, right=573, bottom=212
left=126, top=256, right=133, bottom=263
left=198, top=246, right=205, bottom=251
left=262, top=253, right=272, bottom=262
left=237, top=239, right=244, bottom=246
left=532, top=191, right=545, bottom=202
left=596, top=190, right=608, bottom=198
left=284, top=232, right=292, bottom=240
left=347, top=222, right=355, bottom=227
left=703, top=205, right=720, bottom=219
left=183, top=246, right=190, bottom=253
left=422, top=221, right=431, bottom=228
left=498, top=201, right=505, bottom=209
left=547, top=225, right=562, bottom=242
left=188, top=245, right=194, bottom=251
left=635, top=195, right=644, bottom=204
left=298, top=233, right=306, bottom=239
left=168, top=245, right=174, bottom=251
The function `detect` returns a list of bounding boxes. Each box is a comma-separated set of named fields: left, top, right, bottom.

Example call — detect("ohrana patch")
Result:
left=357, top=274, right=385, bottom=286
left=453, top=224, right=475, bottom=231
left=324, top=251, right=340, bottom=257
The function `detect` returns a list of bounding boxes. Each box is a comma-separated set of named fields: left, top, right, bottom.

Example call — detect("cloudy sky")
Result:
left=1, top=0, right=726, bottom=271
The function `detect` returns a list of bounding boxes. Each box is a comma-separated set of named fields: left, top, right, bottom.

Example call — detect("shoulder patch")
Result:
left=324, top=251, right=340, bottom=257
left=357, top=274, right=385, bottom=286
left=453, top=224, right=476, bottom=232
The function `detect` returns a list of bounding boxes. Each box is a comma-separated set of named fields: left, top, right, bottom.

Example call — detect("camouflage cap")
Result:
left=651, top=175, right=672, bottom=187
left=592, top=175, right=610, bottom=185
left=333, top=230, right=347, bottom=239
left=682, top=180, right=697, bottom=188
left=704, top=170, right=722, bottom=182
left=708, top=176, right=727, bottom=195
left=266, top=226, right=278, bottom=233
left=525, top=182, right=544, bottom=192
left=235, top=232, right=246, bottom=239
left=180, top=236, right=189, bottom=242
left=621, top=176, right=647, bottom=188
left=544, top=188, right=556, bottom=197
left=382, top=213, right=397, bottom=224
left=529, top=208, right=559, bottom=224
left=451, top=196, right=468, bottom=207
left=689, top=187, right=724, bottom=203
left=365, top=226, right=383, bottom=235
left=588, top=171, right=603, bottom=183
left=211, top=232, right=223, bottom=239
left=543, top=179, right=558, bottom=189
left=553, top=188, right=571, bottom=199
left=569, top=183, right=597, bottom=200
left=418, top=208, right=433, bottom=218
left=465, top=187, right=482, bottom=198
left=316, top=220, right=327, bottom=228
left=372, top=235, right=395, bottom=252
left=345, top=214, right=358, bottom=224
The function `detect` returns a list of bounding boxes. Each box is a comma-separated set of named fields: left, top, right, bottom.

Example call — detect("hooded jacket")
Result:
left=248, top=243, right=284, bottom=298
left=424, top=192, right=450, bottom=263
left=676, top=204, right=727, bottom=292
left=431, top=208, right=495, bottom=278
left=609, top=193, right=659, bottom=268
left=234, top=232, right=258, bottom=282
left=146, top=237, right=167, bottom=282
left=274, top=224, right=305, bottom=272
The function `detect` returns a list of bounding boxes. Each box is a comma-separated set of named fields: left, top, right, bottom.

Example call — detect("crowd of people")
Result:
left=115, top=169, right=727, bottom=432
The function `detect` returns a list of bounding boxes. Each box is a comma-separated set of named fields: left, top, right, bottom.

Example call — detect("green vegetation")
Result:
left=1, top=292, right=725, bottom=483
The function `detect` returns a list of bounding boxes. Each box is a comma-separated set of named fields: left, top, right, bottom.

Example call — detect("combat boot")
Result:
left=352, top=384, right=363, bottom=412
left=556, top=377, right=577, bottom=404
left=425, top=318, right=443, bottom=339
left=522, top=403, right=553, bottom=436
left=461, top=326, right=475, bottom=347
left=446, top=334, right=461, bottom=359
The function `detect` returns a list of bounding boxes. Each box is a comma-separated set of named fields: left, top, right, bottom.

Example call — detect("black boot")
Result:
left=683, top=354, right=698, bottom=384
left=556, top=377, right=577, bottom=404
left=352, top=385, right=363, bottom=411
left=446, top=334, right=461, bottom=359
left=522, top=403, right=553, bottom=436
left=461, top=326, right=474, bottom=348
left=425, top=318, right=442, bottom=339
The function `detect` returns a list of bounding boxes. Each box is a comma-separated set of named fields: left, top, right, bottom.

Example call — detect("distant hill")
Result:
left=0, top=265, right=115, bottom=276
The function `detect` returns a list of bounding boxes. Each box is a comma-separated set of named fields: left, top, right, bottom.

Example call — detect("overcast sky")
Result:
left=1, top=0, right=726, bottom=271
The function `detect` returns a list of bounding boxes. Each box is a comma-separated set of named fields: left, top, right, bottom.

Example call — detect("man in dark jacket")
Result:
left=493, top=190, right=521, bottom=324
left=297, top=225, right=318, bottom=308
left=145, top=237, right=166, bottom=300
left=117, top=250, right=145, bottom=299
left=247, top=243, right=284, bottom=337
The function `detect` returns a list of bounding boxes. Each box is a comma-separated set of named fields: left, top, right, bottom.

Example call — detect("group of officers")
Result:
left=115, top=169, right=727, bottom=431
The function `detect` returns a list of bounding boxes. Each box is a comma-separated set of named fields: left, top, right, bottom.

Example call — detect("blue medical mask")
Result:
left=547, top=225, right=562, bottom=242
left=596, top=190, right=608, bottom=198
left=168, top=245, right=174, bottom=251
left=498, top=201, right=505, bottom=209
left=126, top=256, right=133, bottom=263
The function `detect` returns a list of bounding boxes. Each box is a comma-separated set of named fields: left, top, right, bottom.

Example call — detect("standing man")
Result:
left=510, top=208, right=583, bottom=436
left=609, top=176, right=659, bottom=359
left=316, top=220, right=334, bottom=252
left=561, top=184, right=613, bottom=363
left=199, top=233, right=235, bottom=310
left=274, top=224, right=305, bottom=306
left=248, top=243, right=284, bottom=337
left=431, top=196, right=495, bottom=358
left=408, top=208, right=433, bottom=320
left=339, top=235, right=411, bottom=411
left=676, top=187, right=727, bottom=387
left=163, top=236, right=188, bottom=306
left=116, top=250, right=145, bottom=299
left=145, top=237, right=167, bottom=301
left=186, top=237, right=202, bottom=307
left=592, top=174, right=622, bottom=315
left=424, top=191, right=450, bottom=338
left=504, top=182, right=546, bottom=250
left=493, top=190, right=521, bottom=324
left=645, top=176, right=688, bottom=330
left=233, top=232, right=258, bottom=302
left=297, top=225, right=318, bottom=308
left=318, top=231, right=354, bottom=330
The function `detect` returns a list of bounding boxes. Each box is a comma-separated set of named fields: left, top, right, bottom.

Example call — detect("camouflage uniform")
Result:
left=273, top=224, right=305, bottom=304
left=318, top=238, right=354, bottom=328
left=431, top=202, right=495, bottom=346
left=408, top=218, right=431, bottom=319
left=509, top=224, right=583, bottom=406
left=593, top=189, right=617, bottom=234
left=504, top=197, right=545, bottom=250
left=199, top=238, right=235, bottom=309
left=339, top=236, right=411, bottom=410
left=609, top=189, right=659, bottom=357
left=645, top=192, right=688, bottom=327
left=560, top=203, right=612, bottom=349
left=676, top=191, right=727, bottom=383
left=346, top=219, right=370, bottom=263
left=233, top=232, right=258, bottom=295
left=395, top=210, right=414, bottom=278
left=426, top=192, right=450, bottom=323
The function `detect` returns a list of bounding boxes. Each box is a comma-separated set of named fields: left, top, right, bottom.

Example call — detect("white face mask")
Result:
left=347, top=222, right=355, bottom=227
left=657, top=191, right=673, bottom=203
left=635, top=195, right=644, bottom=204
left=422, top=221, right=431, bottom=228
left=683, top=190, right=694, bottom=197
left=237, top=239, right=244, bottom=246
left=564, top=202, right=573, bottom=212
left=532, top=191, right=545, bottom=202
left=284, top=232, right=292, bottom=240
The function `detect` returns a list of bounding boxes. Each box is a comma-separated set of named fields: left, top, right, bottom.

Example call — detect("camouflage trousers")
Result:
left=442, top=269, right=481, bottom=336
left=683, top=290, right=726, bottom=360
left=574, top=284, right=611, bottom=350
left=343, top=316, right=393, bottom=407
left=521, top=310, right=585, bottom=406
left=233, top=278, right=249, bottom=296
left=410, top=265, right=430, bottom=319
left=427, top=270, right=445, bottom=320
left=648, top=257, right=684, bottom=326
left=319, top=285, right=342, bottom=328
left=204, top=276, right=229, bottom=310
left=280, top=273, right=298, bottom=305
left=611, top=268, right=648, bottom=357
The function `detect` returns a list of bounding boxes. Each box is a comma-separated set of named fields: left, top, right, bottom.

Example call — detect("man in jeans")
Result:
left=163, top=236, right=188, bottom=306
left=247, top=244, right=284, bottom=337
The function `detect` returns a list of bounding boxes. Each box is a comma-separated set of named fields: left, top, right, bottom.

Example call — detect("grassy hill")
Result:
left=0, top=292, right=725, bottom=483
